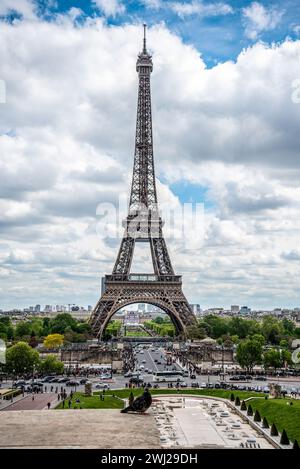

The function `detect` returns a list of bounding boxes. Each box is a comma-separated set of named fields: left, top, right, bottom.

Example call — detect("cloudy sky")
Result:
left=0, top=0, right=300, bottom=311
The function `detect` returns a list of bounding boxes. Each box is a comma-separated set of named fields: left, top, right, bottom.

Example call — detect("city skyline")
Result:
left=0, top=0, right=300, bottom=310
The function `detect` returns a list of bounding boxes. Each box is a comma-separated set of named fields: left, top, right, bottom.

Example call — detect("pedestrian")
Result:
left=68, top=400, right=71, bottom=409
left=47, top=402, right=51, bottom=410
left=32, top=394, right=35, bottom=401
left=57, top=393, right=60, bottom=401
left=51, top=386, right=53, bottom=392
left=45, top=386, right=47, bottom=393
left=62, top=400, right=65, bottom=408
left=55, top=387, right=58, bottom=394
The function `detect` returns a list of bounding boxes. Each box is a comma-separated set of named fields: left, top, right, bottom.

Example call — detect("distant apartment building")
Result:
left=231, top=305, right=240, bottom=313
left=190, top=304, right=201, bottom=316
left=240, top=306, right=251, bottom=315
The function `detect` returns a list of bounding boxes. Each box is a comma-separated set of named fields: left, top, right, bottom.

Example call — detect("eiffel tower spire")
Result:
left=129, top=23, right=156, bottom=213
left=89, top=26, right=197, bottom=340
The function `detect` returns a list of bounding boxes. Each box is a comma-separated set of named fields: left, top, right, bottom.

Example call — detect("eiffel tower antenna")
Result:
left=89, top=26, right=197, bottom=340
left=143, top=23, right=147, bottom=53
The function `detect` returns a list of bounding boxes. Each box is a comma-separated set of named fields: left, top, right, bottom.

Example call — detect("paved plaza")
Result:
left=0, top=409, right=161, bottom=448
left=0, top=395, right=277, bottom=449
left=152, top=396, right=274, bottom=449
left=2, top=393, right=58, bottom=411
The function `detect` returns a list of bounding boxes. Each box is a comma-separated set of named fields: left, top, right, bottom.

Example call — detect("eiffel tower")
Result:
left=89, top=25, right=197, bottom=339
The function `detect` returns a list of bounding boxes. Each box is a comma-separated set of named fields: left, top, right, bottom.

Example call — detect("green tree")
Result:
left=241, top=400, right=247, bottom=411
left=262, top=316, right=283, bottom=345
left=154, top=316, right=164, bottom=324
left=29, top=318, right=44, bottom=336
left=50, top=313, right=77, bottom=334
left=263, top=349, right=281, bottom=370
left=282, top=319, right=295, bottom=336
left=186, top=325, right=206, bottom=340
left=271, top=423, right=278, bottom=436
left=6, top=342, right=40, bottom=375
left=254, top=410, right=261, bottom=422
left=0, top=317, right=14, bottom=341
left=280, top=429, right=290, bottom=445
left=293, top=439, right=300, bottom=450
left=236, top=337, right=263, bottom=371
left=202, top=316, right=229, bottom=338
left=262, top=416, right=269, bottom=428
left=281, top=349, right=292, bottom=367
left=40, top=355, right=64, bottom=375
left=15, top=321, right=32, bottom=338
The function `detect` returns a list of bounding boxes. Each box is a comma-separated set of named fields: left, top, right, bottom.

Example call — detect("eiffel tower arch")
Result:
left=89, top=25, right=197, bottom=340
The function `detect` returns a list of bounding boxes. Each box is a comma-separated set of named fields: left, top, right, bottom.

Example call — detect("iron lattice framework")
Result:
left=89, top=25, right=197, bottom=339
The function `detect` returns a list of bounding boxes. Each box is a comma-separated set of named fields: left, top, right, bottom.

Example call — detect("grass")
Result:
left=245, top=398, right=300, bottom=443
left=124, top=330, right=150, bottom=337
left=95, top=388, right=265, bottom=400
left=55, top=392, right=124, bottom=410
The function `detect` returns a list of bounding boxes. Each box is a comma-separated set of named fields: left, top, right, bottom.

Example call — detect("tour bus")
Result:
left=153, top=370, right=184, bottom=383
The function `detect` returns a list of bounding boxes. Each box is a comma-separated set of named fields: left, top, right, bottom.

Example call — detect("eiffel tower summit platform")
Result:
left=89, top=25, right=197, bottom=340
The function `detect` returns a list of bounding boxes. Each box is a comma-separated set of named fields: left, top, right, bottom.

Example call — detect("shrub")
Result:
left=230, top=393, right=235, bottom=402
left=254, top=409, right=261, bottom=422
left=235, top=396, right=240, bottom=406
left=262, top=416, right=269, bottom=428
left=270, top=423, right=278, bottom=436
left=241, top=400, right=247, bottom=411
left=280, top=429, right=290, bottom=445
left=247, top=404, right=253, bottom=416
left=293, top=439, right=300, bottom=450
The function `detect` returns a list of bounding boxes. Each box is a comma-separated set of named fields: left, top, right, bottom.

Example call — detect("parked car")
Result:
left=191, top=382, right=199, bottom=388
left=200, top=383, right=207, bottom=389
left=190, top=374, right=196, bottom=380
left=95, top=383, right=110, bottom=389
left=57, top=377, right=69, bottom=383
left=66, top=380, right=80, bottom=386
left=124, top=372, right=132, bottom=378
left=80, top=378, right=89, bottom=385
left=180, top=382, right=188, bottom=388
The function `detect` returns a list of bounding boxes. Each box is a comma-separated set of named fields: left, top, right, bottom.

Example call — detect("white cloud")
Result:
left=168, top=1, right=234, bottom=18
left=292, top=24, right=300, bottom=36
left=92, top=0, right=125, bottom=18
left=142, top=0, right=162, bottom=10
left=0, top=0, right=36, bottom=19
left=0, top=16, right=299, bottom=309
left=242, top=2, right=284, bottom=40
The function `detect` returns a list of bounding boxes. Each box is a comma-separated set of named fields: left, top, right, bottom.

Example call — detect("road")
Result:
left=1, top=344, right=300, bottom=395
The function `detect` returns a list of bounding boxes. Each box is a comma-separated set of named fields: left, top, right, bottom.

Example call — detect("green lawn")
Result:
left=55, top=392, right=124, bottom=410
left=245, top=398, right=300, bottom=443
left=95, top=388, right=265, bottom=400
left=125, top=330, right=150, bottom=337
